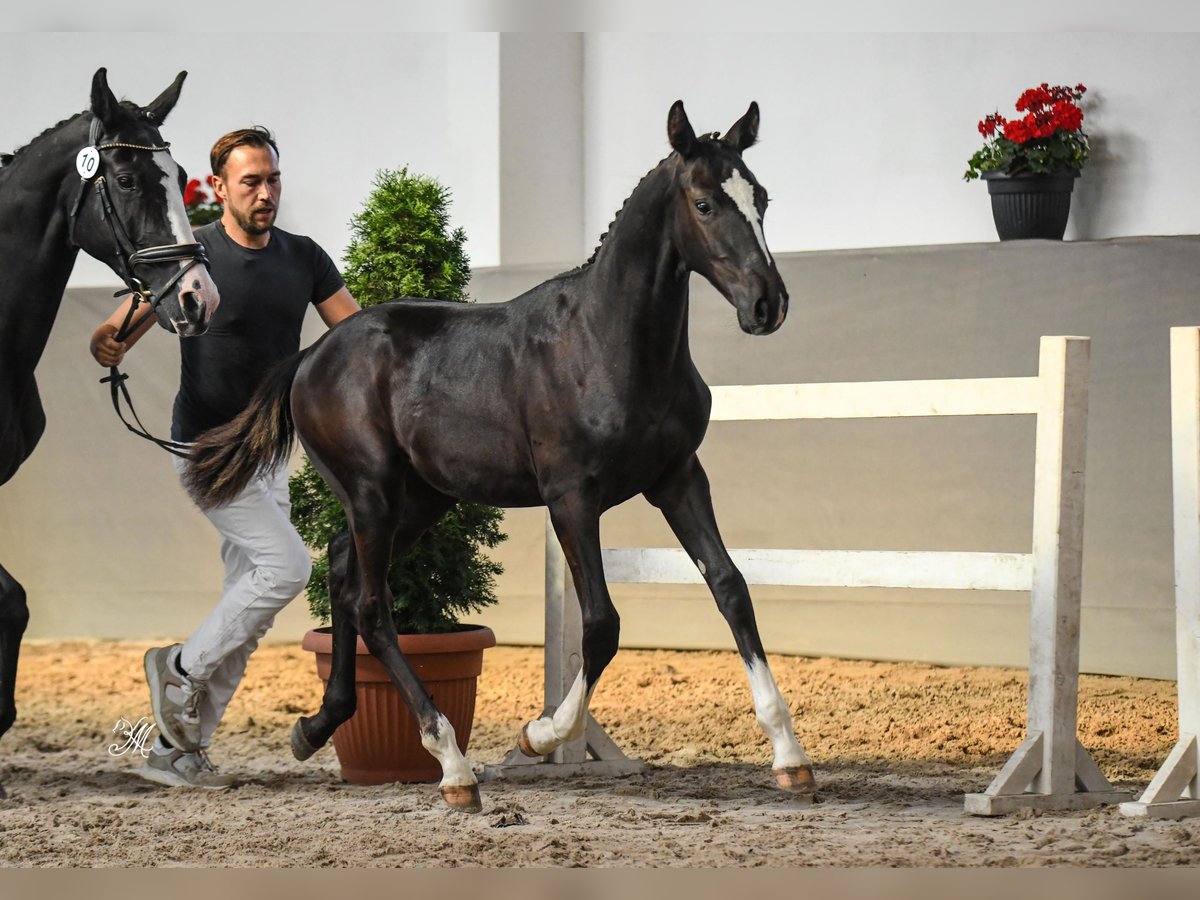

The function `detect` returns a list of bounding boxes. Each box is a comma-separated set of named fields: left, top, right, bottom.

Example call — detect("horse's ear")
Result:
left=722, top=101, right=760, bottom=154
left=90, top=67, right=120, bottom=127
left=143, top=71, right=187, bottom=125
left=667, top=100, right=698, bottom=159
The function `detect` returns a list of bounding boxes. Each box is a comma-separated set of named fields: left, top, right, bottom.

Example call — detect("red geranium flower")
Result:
left=965, top=82, right=1090, bottom=180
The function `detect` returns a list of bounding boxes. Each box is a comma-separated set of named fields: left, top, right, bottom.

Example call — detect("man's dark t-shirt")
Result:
left=171, top=221, right=345, bottom=443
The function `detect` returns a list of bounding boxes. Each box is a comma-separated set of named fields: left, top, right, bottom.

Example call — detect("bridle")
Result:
left=70, top=113, right=211, bottom=457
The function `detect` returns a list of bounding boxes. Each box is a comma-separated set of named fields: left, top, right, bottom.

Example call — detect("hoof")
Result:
left=516, top=723, right=541, bottom=758
left=774, top=765, right=816, bottom=795
left=290, top=719, right=318, bottom=762
left=440, top=783, right=483, bottom=813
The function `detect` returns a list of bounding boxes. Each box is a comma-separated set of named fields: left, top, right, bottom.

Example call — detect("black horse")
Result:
left=0, top=69, right=219, bottom=797
left=185, top=100, right=811, bottom=812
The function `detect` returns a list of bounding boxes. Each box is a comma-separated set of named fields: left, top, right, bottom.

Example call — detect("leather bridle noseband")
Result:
left=71, top=114, right=212, bottom=457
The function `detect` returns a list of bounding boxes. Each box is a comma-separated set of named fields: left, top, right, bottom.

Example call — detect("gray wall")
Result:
left=2, top=237, right=1195, bottom=680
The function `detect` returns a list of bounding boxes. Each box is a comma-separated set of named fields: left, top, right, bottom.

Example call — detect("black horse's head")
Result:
left=70, top=68, right=219, bottom=337
left=667, top=100, right=788, bottom=336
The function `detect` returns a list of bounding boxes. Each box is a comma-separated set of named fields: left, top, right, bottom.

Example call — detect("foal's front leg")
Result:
left=517, top=496, right=619, bottom=757
left=647, top=455, right=814, bottom=794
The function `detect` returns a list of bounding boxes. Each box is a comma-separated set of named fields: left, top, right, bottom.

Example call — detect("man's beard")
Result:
left=231, top=204, right=277, bottom=236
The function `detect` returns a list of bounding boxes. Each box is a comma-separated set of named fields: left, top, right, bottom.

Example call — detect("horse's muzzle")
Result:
left=173, top=289, right=211, bottom=337
left=742, top=284, right=788, bottom=336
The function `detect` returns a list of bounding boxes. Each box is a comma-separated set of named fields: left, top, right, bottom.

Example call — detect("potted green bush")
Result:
left=290, top=168, right=506, bottom=784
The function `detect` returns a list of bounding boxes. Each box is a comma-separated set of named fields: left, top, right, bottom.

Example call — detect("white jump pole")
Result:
left=1120, top=326, right=1200, bottom=819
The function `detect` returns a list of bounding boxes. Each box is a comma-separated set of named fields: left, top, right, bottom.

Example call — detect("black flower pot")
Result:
left=981, top=171, right=1078, bottom=241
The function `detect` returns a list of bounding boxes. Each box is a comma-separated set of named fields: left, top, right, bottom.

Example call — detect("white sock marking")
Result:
left=721, top=169, right=772, bottom=265
left=420, top=714, right=476, bottom=788
left=744, top=657, right=809, bottom=769
left=525, top=669, right=594, bottom=754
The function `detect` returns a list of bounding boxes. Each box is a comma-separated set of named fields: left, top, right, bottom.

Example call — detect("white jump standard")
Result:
left=1120, top=327, right=1200, bottom=820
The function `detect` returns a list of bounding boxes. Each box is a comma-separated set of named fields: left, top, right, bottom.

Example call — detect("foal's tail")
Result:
left=182, top=347, right=313, bottom=510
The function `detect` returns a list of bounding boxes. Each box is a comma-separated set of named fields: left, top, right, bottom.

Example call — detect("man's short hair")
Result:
left=210, top=126, right=279, bottom=178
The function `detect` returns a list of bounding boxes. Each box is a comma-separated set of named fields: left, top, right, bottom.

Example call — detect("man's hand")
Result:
left=90, top=324, right=128, bottom=367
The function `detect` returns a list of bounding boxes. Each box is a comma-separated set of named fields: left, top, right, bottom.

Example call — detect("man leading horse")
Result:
left=90, top=126, right=360, bottom=788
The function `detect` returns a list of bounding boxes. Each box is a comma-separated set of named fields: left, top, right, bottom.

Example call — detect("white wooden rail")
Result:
left=492, top=336, right=1130, bottom=814
left=1120, top=327, right=1200, bottom=819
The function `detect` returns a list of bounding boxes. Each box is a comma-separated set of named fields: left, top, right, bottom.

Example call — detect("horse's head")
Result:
left=667, top=100, right=788, bottom=336
left=70, top=68, right=219, bottom=337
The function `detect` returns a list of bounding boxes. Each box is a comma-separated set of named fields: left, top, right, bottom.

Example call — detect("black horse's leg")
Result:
left=291, top=530, right=358, bottom=760
left=647, top=454, right=814, bottom=794
left=517, top=493, right=620, bottom=757
left=0, top=563, right=30, bottom=800
left=346, top=477, right=479, bottom=810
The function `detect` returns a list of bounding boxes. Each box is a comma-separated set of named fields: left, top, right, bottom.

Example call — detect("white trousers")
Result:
left=172, top=456, right=312, bottom=748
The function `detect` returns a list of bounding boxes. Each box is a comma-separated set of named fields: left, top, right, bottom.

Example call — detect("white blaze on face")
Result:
left=720, top=168, right=772, bottom=266
left=743, top=657, right=810, bottom=769
left=152, top=151, right=220, bottom=320
left=152, top=151, right=195, bottom=245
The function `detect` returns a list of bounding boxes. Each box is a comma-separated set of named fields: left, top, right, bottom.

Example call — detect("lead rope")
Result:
left=101, top=291, right=193, bottom=459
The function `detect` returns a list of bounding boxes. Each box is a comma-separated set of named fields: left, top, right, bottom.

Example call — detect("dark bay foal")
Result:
left=184, top=100, right=811, bottom=812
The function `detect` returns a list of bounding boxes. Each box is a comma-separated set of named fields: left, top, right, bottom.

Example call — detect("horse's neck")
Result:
left=579, top=167, right=692, bottom=376
left=0, top=130, right=83, bottom=380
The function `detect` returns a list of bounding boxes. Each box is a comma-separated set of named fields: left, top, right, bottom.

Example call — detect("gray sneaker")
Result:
left=140, top=745, right=237, bottom=789
left=144, top=644, right=204, bottom=752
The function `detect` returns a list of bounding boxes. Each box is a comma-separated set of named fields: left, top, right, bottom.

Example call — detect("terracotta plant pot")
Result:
left=301, top=624, right=496, bottom=784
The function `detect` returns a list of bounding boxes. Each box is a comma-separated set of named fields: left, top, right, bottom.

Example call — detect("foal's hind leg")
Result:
left=292, top=530, right=358, bottom=760
left=344, top=477, right=481, bottom=811
left=517, top=494, right=619, bottom=757
left=647, top=455, right=813, bottom=795
left=0, top=564, right=30, bottom=800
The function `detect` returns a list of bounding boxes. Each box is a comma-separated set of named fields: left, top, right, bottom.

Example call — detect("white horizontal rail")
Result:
left=709, top=377, right=1042, bottom=421
left=601, top=548, right=1034, bottom=592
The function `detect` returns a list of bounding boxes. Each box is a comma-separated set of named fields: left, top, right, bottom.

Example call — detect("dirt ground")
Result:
left=0, top=640, right=1197, bottom=868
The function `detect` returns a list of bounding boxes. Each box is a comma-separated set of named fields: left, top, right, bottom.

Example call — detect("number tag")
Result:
left=76, top=147, right=100, bottom=179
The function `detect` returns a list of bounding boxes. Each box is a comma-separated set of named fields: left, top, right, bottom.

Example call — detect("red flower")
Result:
left=1003, top=118, right=1031, bottom=144
left=1052, top=101, right=1083, bottom=132
left=205, top=174, right=216, bottom=187
left=967, top=82, right=1090, bottom=180
left=184, top=179, right=202, bottom=206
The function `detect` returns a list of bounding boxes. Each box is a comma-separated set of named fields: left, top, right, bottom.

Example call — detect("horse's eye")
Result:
left=694, top=199, right=712, bottom=216
left=116, top=175, right=136, bottom=191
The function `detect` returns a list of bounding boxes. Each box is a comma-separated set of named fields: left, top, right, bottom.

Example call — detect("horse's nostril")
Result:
left=180, top=290, right=201, bottom=317
left=754, top=297, right=770, bottom=325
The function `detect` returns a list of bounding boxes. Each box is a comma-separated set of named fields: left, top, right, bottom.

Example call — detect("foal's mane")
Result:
left=563, top=133, right=727, bottom=277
